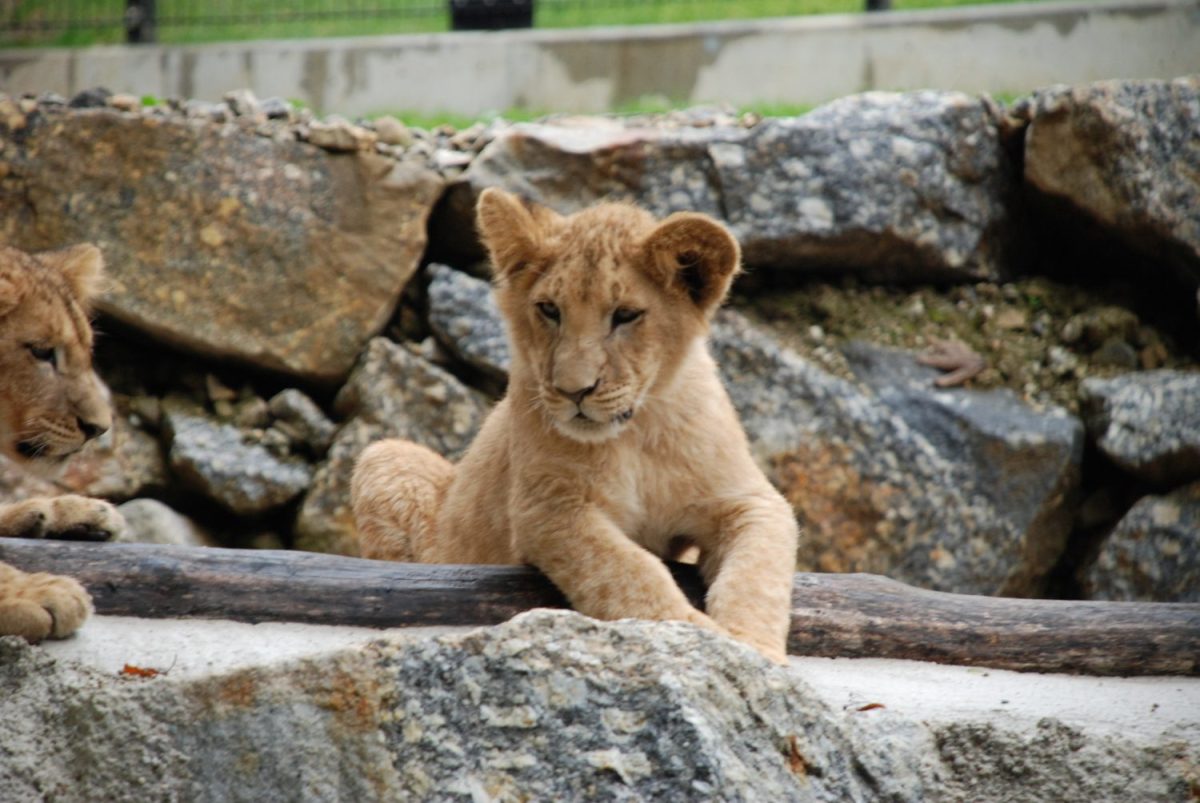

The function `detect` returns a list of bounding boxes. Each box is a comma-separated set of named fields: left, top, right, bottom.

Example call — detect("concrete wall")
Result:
left=1, top=0, right=1198, bottom=117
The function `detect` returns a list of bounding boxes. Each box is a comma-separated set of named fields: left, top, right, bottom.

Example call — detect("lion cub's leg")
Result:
left=0, top=561, right=93, bottom=641
left=0, top=496, right=126, bottom=541
left=351, top=440, right=454, bottom=562
left=699, top=492, right=799, bottom=664
left=516, top=500, right=732, bottom=640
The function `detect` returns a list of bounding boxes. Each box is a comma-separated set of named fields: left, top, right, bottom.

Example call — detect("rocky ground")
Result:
left=3, top=612, right=1196, bottom=802
left=1, top=78, right=1198, bottom=603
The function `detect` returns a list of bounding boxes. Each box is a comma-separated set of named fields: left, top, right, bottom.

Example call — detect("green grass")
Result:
left=3, top=0, right=1054, bottom=47
left=371, top=98, right=817, bottom=131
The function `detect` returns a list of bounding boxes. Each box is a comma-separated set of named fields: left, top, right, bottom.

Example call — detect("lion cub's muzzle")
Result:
left=545, top=381, right=637, bottom=443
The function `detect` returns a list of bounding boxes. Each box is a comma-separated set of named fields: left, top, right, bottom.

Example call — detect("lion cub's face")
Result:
left=477, top=189, right=741, bottom=444
left=0, top=244, right=112, bottom=466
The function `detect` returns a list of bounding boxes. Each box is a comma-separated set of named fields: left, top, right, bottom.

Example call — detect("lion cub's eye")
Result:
left=27, top=344, right=57, bottom=369
left=535, top=301, right=560, bottom=323
left=611, top=308, right=644, bottom=328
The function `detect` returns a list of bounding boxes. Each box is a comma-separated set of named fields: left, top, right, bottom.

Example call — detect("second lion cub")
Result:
left=352, top=189, right=798, bottom=662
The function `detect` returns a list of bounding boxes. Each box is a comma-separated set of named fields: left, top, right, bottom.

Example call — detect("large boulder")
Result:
left=840, top=340, right=1083, bottom=572
left=1016, top=77, right=1200, bottom=283
left=0, top=99, right=444, bottom=383
left=445, top=91, right=1017, bottom=281
left=294, top=338, right=489, bottom=555
left=3, top=612, right=1195, bottom=802
left=712, top=314, right=1081, bottom=596
left=1080, top=370, right=1200, bottom=486
left=1081, top=481, right=1200, bottom=602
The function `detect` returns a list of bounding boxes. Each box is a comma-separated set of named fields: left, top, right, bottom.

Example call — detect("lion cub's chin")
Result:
left=551, top=411, right=633, bottom=444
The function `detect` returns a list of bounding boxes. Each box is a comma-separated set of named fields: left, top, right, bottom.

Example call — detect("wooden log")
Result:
left=2, top=538, right=1196, bottom=676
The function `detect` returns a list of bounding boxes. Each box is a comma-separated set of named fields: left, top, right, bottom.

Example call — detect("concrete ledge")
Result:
left=1, top=0, right=1197, bottom=116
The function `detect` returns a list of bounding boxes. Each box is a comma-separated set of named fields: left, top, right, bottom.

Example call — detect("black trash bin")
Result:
left=449, top=0, right=534, bottom=31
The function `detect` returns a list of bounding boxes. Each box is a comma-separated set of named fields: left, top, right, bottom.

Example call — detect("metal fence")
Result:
left=2, top=0, right=893, bottom=46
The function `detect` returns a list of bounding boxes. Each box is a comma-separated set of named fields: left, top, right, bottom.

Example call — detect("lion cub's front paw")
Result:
left=4, top=495, right=127, bottom=541
left=0, top=569, right=93, bottom=641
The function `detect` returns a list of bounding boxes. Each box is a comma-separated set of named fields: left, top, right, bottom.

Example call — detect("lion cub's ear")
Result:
left=42, top=244, right=106, bottom=304
left=476, top=188, right=560, bottom=280
left=642, top=213, right=741, bottom=314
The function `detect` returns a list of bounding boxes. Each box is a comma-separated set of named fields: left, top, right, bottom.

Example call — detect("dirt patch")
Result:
left=733, top=276, right=1197, bottom=414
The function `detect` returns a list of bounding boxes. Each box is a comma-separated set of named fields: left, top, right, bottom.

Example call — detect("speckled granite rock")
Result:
left=163, top=398, right=312, bottom=517
left=1081, top=371, right=1200, bottom=486
left=426, top=263, right=510, bottom=379
left=712, top=313, right=1078, bottom=596
left=841, top=340, right=1083, bottom=577
left=268, top=389, right=337, bottom=457
left=294, top=338, right=489, bottom=555
left=3, top=612, right=1195, bottom=802
left=1081, top=481, right=1200, bottom=602
left=446, top=91, right=1016, bottom=280
left=1016, top=77, right=1200, bottom=281
left=721, top=91, right=1016, bottom=279
left=0, top=104, right=443, bottom=383
left=377, top=612, right=927, bottom=802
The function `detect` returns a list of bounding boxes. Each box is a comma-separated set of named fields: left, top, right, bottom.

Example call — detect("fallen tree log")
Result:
left=1, top=539, right=1196, bottom=676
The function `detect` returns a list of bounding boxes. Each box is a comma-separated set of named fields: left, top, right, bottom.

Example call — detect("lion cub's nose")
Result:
left=77, top=417, right=108, bottom=441
left=556, top=381, right=598, bottom=405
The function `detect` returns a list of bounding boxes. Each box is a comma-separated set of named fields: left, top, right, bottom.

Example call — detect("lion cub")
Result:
left=353, top=189, right=798, bottom=662
left=0, top=243, right=126, bottom=641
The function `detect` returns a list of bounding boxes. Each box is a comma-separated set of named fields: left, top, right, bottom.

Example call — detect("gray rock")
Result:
left=0, top=105, right=443, bottom=383
left=67, top=87, right=110, bottom=108
left=259, top=96, right=292, bottom=121
left=222, top=88, right=260, bottom=118
left=426, top=263, right=510, bottom=380
left=1081, top=370, right=1200, bottom=486
left=115, top=498, right=212, bottom=547
left=711, top=313, right=1080, bottom=596
left=1081, top=481, right=1200, bottom=602
left=268, top=389, right=337, bottom=456
left=450, top=91, right=1016, bottom=280
left=163, top=398, right=313, bottom=517
left=2, top=612, right=1194, bottom=802
left=376, top=612, right=928, bottom=802
left=841, top=340, right=1083, bottom=577
left=293, top=338, right=489, bottom=555
left=720, top=91, right=1017, bottom=279
left=1017, top=77, right=1200, bottom=282
left=332, top=338, right=491, bottom=460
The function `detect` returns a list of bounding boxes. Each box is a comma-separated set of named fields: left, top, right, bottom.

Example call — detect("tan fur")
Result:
left=352, top=190, right=798, bottom=662
left=0, top=244, right=124, bottom=641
